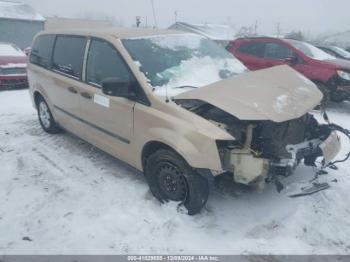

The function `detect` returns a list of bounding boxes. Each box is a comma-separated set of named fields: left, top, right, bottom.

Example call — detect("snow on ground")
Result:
left=0, top=90, right=350, bottom=255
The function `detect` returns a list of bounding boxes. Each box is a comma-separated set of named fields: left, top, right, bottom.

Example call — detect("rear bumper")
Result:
left=0, top=75, right=28, bottom=89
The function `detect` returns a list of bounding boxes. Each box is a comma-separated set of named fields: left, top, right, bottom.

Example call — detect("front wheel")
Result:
left=145, top=149, right=209, bottom=215
left=37, top=96, right=61, bottom=134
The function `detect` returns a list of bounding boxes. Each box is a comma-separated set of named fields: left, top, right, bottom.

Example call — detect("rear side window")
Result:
left=52, top=36, right=87, bottom=79
left=238, top=42, right=265, bottom=58
left=264, top=42, right=292, bottom=60
left=30, top=35, right=55, bottom=68
left=86, top=39, right=132, bottom=86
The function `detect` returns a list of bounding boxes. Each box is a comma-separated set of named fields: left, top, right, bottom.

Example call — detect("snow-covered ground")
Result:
left=0, top=90, right=350, bottom=255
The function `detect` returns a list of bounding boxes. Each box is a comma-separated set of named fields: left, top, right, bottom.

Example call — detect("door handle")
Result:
left=81, top=92, right=93, bottom=100
left=67, top=86, right=78, bottom=94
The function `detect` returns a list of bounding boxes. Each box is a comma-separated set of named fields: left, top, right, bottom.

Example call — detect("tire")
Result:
left=145, top=149, right=209, bottom=215
left=36, top=96, right=61, bottom=134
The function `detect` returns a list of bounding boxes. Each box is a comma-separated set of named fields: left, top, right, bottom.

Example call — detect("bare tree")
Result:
left=235, top=25, right=256, bottom=38
left=285, top=30, right=305, bottom=41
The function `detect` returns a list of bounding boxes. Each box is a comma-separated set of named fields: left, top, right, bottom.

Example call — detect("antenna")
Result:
left=150, top=0, right=158, bottom=28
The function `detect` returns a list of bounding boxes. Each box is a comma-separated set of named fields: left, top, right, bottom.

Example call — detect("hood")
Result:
left=175, top=65, right=322, bottom=123
left=319, top=58, right=350, bottom=71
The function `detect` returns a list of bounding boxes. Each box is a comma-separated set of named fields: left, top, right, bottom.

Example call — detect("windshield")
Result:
left=122, top=34, right=247, bottom=96
left=331, top=46, right=350, bottom=59
left=286, top=39, right=336, bottom=61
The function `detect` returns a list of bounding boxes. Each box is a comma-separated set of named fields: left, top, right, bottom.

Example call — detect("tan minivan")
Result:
left=28, top=28, right=341, bottom=215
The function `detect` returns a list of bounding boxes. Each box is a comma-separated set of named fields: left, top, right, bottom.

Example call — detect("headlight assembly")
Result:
left=337, top=70, right=350, bottom=81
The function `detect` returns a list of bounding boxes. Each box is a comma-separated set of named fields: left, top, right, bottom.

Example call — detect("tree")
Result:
left=285, top=31, right=305, bottom=41
left=235, top=25, right=256, bottom=38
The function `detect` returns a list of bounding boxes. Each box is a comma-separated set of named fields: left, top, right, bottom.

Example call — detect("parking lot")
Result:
left=0, top=89, right=350, bottom=255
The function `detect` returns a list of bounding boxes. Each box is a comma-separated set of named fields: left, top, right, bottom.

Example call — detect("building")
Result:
left=45, top=17, right=113, bottom=31
left=0, top=0, right=45, bottom=49
left=169, top=22, right=237, bottom=43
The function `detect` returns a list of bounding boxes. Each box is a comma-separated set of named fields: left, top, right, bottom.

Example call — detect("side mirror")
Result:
left=102, top=77, right=132, bottom=98
left=285, top=55, right=298, bottom=65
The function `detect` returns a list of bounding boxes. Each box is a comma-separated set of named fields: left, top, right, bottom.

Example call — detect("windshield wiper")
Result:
left=174, top=85, right=198, bottom=89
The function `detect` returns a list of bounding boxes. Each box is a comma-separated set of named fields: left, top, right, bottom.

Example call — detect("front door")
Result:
left=235, top=41, right=267, bottom=70
left=79, top=38, right=135, bottom=163
left=262, top=42, right=294, bottom=67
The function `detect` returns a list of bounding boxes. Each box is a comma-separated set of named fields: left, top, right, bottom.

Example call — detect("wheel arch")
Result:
left=33, top=90, right=44, bottom=108
left=141, top=141, right=186, bottom=171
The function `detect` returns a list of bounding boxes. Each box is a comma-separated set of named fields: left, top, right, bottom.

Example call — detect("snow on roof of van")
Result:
left=40, top=28, right=184, bottom=39
left=0, top=1, right=45, bottom=21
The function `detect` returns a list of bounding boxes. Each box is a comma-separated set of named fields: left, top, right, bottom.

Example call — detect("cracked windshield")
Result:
left=123, top=34, right=247, bottom=96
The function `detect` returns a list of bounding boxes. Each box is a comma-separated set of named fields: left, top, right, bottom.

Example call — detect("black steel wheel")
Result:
left=145, top=149, right=209, bottom=215
left=157, top=162, right=188, bottom=202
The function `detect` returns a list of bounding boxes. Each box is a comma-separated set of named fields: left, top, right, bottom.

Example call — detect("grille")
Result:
left=0, top=67, right=27, bottom=75
left=0, top=79, right=28, bottom=89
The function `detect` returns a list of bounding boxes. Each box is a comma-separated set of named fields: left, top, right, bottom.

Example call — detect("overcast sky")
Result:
left=22, top=0, right=350, bottom=36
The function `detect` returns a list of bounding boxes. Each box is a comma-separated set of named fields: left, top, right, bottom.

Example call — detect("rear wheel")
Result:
left=36, top=96, right=61, bottom=134
left=145, top=149, right=209, bottom=215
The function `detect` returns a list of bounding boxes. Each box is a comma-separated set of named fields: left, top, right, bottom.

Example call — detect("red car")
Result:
left=0, top=43, right=28, bottom=90
left=228, top=37, right=350, bottom=102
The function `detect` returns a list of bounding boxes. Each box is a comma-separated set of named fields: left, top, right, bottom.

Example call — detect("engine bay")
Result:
left=176, top=99, right=342, bottom=188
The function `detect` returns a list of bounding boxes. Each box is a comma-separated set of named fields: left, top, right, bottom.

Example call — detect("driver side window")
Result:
left=264, top=42, right=293, bottom=60
left=86, top=39, right=132, bottom=87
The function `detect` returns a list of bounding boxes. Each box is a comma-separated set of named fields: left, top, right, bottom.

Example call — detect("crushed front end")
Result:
left=215, top=113, right=341, bottom=190
left=174, top=98, right=342, bottom=190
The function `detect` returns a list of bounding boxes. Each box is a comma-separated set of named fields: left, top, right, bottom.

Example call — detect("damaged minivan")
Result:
left=28, top=29, right=343, bottom=215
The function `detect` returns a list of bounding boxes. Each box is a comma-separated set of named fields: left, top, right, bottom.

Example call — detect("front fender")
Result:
left=138, top=127, right=224, bottom=172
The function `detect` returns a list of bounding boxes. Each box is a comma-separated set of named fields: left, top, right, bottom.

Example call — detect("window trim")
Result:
left=29, top=34, right=151, bottom=107
left=238, top=41, right=266, bottom=58
left=51, top=34, right=88, bottom=81
left=84, top=37, right=151, bottom=106
left=263, top=41, right=293, bottom=61
left=30, top=34, right=56, bottom=69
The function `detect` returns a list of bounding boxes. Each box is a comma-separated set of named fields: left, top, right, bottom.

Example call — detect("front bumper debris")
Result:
left=270, top=131, right=341, bottom=177
left=319, top=131, right=341, bottom=166
left=287, top=182, right=331, bottom=198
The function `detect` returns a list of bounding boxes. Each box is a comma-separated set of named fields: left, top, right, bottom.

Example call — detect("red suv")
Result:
left=0, top=43, right=28, bottom=90
left=228, top=37, right=350, bottom=102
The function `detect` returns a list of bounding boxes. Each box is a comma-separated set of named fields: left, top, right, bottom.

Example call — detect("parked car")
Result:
left=0, top=42, right=28, bottom=89
left=28, top=29, right=342, bottom=215
left=317, top=45, right=350, bottom=61
left=228, top=37, right=350, bottom=102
